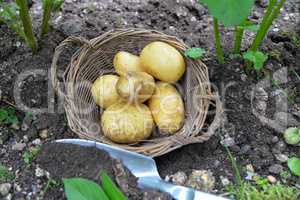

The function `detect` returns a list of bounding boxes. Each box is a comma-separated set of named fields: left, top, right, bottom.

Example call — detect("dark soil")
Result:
left=36, top=143, right=171, bottom=200
left=0, top=0, right=299, bottom=199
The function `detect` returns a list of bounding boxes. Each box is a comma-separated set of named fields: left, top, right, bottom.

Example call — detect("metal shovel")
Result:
left=56, top=139, right=229, bottom=200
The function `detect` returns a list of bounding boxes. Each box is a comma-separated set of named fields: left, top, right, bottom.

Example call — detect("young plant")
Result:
left=41, top=0, right=63, bottom=38
left=199, top=0, right=255, bottom=63
left=23, top=146, right=41, bottom=165
left=184, top=47, right=206, bottom=60
left=0, top=165, right=14, bottom=182
left=243, top=50, right=268, bottom=71
left=16, top=0, right=37, bottom=53
left=100, top=171, right=127, bottom=200
left=0, top=106, right=19, bottom=126
left=0, top=2, right=26, bottom=42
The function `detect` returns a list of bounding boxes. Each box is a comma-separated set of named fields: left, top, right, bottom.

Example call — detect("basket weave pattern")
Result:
left=51, top=29, right=223, bottom=157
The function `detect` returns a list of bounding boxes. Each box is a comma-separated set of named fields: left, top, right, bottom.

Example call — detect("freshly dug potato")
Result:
left=116, top=71, right=155, bottom=103
left=148, top=82, right=185, bottom=134
left=101, top=101, right=154, bottom=143
left=113, top=51, right=144, bottom=75
left=140, top=41, right=186, bottom=82
left=91, top=75, right=121, bottom=108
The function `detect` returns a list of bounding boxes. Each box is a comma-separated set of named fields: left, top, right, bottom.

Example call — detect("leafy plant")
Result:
left=184, top=47, right=206, bottom=60
left=287, top=157, right=300, bottom=177
left=41, top=0, right=64, bottom=38
left=198, top=0, right=286, bottom=71
left=0, top=165, right=14, bottom=182
left=23, top=146, right=41, bottom=165
left=44, top=177, right=61, bottom=193
left=0, top=107, right=19, bottom=126
left=63, top=171, right=127, bottom=200
left=243, top=50, right=268, bottom=71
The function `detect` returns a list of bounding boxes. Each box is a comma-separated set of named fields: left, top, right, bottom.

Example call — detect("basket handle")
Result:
left=51, top=36, right=91, bottom=98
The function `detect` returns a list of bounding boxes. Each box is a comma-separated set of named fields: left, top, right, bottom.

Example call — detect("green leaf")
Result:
left=184, top=48, right=206, bottom=60
left=243, top=50, right=268, bottom=70
left=100, top=171, right=127, bottom=200
left=287, top=157, right=300, bottom=177
left=63, top=178, right=109, bottom=200
left=239, top=20, right=259, bottom=32
left=199, top=0, right=254, bottom=27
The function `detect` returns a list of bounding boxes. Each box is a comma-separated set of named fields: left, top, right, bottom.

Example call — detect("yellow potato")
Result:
left=91, top=75, right=121, bottom=109
left=140, top=41, right=186, bottom=82
left=148, top=82, right=185, bottom=134
left=116, top=71, right=155, bottom=103
left=101, top=101, right=154, bottom=143
left=113, top=51, right=144, bottom=75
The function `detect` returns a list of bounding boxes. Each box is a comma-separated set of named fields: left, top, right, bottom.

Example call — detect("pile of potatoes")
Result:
left=91, top=41, right=186, bottom=144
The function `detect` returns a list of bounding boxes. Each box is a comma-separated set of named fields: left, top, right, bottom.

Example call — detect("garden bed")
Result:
left=0, top=0, right=299, bottom=199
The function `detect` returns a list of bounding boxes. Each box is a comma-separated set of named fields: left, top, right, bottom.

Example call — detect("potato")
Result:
left=148, top=82, right=185, bottom=134
left=140, top=41, right=186, bottom=82
left=113, top=51, right=144, bottom=75
left=101, top=101, right=154, bottom=143
left=116, top=71, right=155, bottom=103
left=91, top=75, right=121, bottom=108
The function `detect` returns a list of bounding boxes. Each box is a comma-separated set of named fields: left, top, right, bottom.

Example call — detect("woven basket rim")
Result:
left=51, top=28, right=224, bottom=157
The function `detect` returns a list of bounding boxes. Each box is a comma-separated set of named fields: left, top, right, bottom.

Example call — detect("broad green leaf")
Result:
left=239, top=20, right=259, bottom=33
left=287, top=157, right=300, bottom=177
left=184, top=48, right=206, bottom=60
left=199, top=0, right=254, bottom=27
left=100, top=171, right=127, bottom=200
left=63, top=178, right=109, bottom=200
left=243, top=50, right=268, bottom=71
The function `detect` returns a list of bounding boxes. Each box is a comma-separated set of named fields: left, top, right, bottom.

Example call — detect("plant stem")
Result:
left=233, top=27, right=244, bottom=54
left=213, top=17, right=224, bottom=64
left=41, top=0, right=52, bottom=38
left=16, top=0, right=37, bottom=53
left=250, top=0, right=279, bottom=51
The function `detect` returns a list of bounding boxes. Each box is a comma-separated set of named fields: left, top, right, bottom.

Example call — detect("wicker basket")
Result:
left=51, top=29, right=223, bottom=157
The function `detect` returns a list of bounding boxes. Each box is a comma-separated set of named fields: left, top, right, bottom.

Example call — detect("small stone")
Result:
left=186, top=170, right=215, bottom=192
left=39, top=129, right=48, bottom=139
left=12, top=143, right=26, bottom=151
left=271, top=136, right=279, bottom=143
left=230, top=145, right=241, bottom=153
left=274, top=154, right=288, bottom=163
left=170, top=171, right=187, bottom=185
left=220, top=137, right=235, bottom=147
left=239, top=145, right=251, bottom=155
left=35, top=167, right=49, bottom=178
left=10, top=123, right=20, bottom=130
left=268, top=164, right=283, bottom=174
left=27, top=127, right=38, bottom=140
left=267, top=175, right=277, bottom=183
left=220, top=176, right=230, bottom=186
left=4, top=193, right=12, bottom=200
left=272, top=141, right=286, bottom=154
left=0, top=183, right=12, bottom=196
left=32, top=139, right=41, bottom=146
left=246, top=164, right=255, bottom=173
